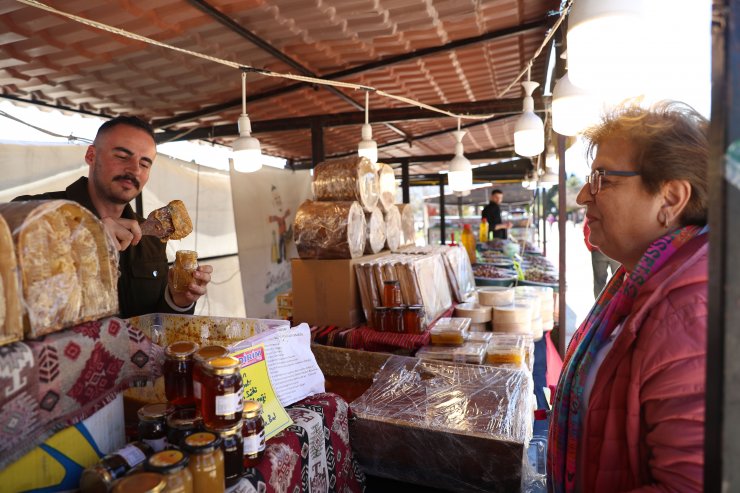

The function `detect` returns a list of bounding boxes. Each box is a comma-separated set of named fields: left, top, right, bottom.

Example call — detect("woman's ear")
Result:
left=660, top=179, right=692, bottom=226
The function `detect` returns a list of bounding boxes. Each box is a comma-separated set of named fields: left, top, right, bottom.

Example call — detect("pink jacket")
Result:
left=580, top=237, right=707, bottom=492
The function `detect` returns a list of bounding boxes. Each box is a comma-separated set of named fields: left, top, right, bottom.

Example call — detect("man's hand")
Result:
left=168, top=264, right=213, bottom=308
left=101, top=216, right=142, bottom=251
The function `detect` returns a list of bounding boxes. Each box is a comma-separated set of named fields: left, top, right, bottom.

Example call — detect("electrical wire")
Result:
left=0, top=109, right=92, bottom=143
left=16, top=0, right=569, bottom=121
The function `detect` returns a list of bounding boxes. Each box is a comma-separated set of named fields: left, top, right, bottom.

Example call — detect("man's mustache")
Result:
left=113, top=174, right=141, bottom=190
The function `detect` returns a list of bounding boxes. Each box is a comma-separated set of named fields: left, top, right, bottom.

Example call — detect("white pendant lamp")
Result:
left=447, top=119, right=473, bottom=192
left=514, top=73, right=544, bottom=157
left=357, top=91, right=379, bottom=169
left=232, top=71, right=262, bottom=173
left=566, top=0, right=656, bottom=94
left=552, top=72, right=601, bottom=136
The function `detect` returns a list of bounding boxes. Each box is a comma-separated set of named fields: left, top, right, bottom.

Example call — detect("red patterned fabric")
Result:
left=0, top=317, right=163, bottom=468
left=238, top=393, right=365, bottom=493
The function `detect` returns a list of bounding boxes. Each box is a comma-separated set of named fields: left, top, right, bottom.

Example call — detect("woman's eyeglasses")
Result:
left=586, top=169, right=641, bottom=195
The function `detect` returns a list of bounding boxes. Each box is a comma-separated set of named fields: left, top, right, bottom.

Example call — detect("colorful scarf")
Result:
left=547, top=224, right=707, bottom=493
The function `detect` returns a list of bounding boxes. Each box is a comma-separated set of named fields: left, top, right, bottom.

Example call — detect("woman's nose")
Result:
left=576, top=182, right=592, bottom=206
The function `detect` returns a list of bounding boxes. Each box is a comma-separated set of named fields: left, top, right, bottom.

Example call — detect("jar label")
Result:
left=215, top=392, right=241, bottom=416
left=193, top=380, right=201, bottom=399
left=243, top=429, right=265, bottom=454
left=117, top=443, right=147, bottom=468
left=143, top=436, right=167, bottom=453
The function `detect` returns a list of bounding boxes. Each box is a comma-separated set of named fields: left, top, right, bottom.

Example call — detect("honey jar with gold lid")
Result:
left=111, top=471, right=166, bottom=493
left=182, top=432, right=225, bottom=493
left=146, top=449, right=193, bottom=493
left=201, top=356, right=243, bottom=429
left=164, top=341, right=199, bottom=407
left=192, top=345, right=229, bottom=408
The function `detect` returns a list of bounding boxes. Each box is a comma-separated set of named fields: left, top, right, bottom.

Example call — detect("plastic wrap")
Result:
left=397, top=203, right=415, bottom=246
left=429, top=317, right=470, bottom=345
left=0, top=200, right=119, bottom=338
left=363, top=207, right=386, bottom=254
left=416, top=341, right=487, bottom=364
left=312, top=156, right=379, bottom=212
left=383, top=204, right=402, bottom=251
left=350, top=355, right=534, bottom=492
left=397, top=245, right=475, bottom=302
left=294, top=200, right=366, bottom=259
left=0, top=214, right=22, bottom=346
left=487, top=333, right=535, bottom=372
left=377, top=164, right=397, bottom=213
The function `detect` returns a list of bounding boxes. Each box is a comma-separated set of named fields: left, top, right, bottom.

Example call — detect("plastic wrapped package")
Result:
left=0, top=214, right=22, bottom=346
left=294, top=200, right=366, bottom=259
left=467, top=331, right=493, bottom=344
left=429, top=317, right=470, bottom=345
left=355, top=263, right=381, bottom=326
left=0, top=200, right=119, bottom=338
left=364, top=207, right=386, bottom=254
left=311, top=156, right=379, bottom=212
left=397, top=203, right=415, bottom=246
left=394, top=258, right=423, bottom=306
left=384, top=204, right=402, bottom=251
left=377, top=164, right=397, bottom=213
left=514, top=294, right=543, bottom=341
left=488, top=333, right=534, bottom=372
left=398, top=245, right=475, bottom=303
left=350, top=356, right=534, bottom=492
left=416, top=341, right=487, bottom=365
left=412, top=253, right=453, bottom=324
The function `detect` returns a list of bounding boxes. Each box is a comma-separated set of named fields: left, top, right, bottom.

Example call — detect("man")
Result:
left=14, top=116, right=212, bottom=318
left=583, top=216, right=620, bottom=298
left=481, top=189, right=512, bottom=240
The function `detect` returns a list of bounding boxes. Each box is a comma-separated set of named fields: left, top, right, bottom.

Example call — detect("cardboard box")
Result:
left=291, top=252, right=388, bottom=328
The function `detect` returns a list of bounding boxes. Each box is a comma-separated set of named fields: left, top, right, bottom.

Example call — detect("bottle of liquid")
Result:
left=479, top=218, right=489, bottom=244
left=461, top=224, right=476, bottom=264
left=449, top=232, right=457, bottom=246
left=271, top=231, right=279, bottom=263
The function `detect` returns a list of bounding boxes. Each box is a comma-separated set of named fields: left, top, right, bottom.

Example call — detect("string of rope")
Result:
left=0, top=109, right=92, bottom=143
left=17, top=0, right=568, bottom=121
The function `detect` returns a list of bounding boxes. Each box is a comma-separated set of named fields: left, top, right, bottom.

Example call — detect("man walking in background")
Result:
left=481, top=189, right=513, bottom=240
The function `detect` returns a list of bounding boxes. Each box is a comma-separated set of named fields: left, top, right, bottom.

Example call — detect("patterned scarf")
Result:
left=547, top=224, right=707, bottom=493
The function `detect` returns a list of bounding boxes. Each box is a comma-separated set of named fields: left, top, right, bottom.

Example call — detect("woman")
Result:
left=547, top=101, right=709, bottom=493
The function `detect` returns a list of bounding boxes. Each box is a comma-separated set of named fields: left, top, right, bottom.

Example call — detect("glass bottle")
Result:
left=242, top=400, right=265, bottom=468
left=404, top=305, right=426, bottom=334
left=79, top=441, right=154, bottom=493
left=461, top=223, right=476, bottom=264
left=201, top=356, right=243, bottom=429
left=206, top=423, right=244, bottom=487
left=382, top=280, right=401, bottom=307
left=138, top=403, right=173, bottom=452
left=479, top=218, right=489, bottom=243
left=111, top=472, right=166, bottom=493
left=146, top=449, right=193, bottom=493
left=164, top=341, right=199, bottom=408
left=192, top=345, right=230, bottom=409
left=172, top=250, right=198, bottom=292
left=166, top=407, right=202, bottom=450
left=390, top=306, right=405, bottom=333
left=182, top=432, right=225, bottom=493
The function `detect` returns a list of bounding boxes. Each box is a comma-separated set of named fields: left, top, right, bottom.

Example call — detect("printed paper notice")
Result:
left=230, top=344, right=293, bottom=440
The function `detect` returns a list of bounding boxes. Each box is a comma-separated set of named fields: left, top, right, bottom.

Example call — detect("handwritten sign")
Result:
left=230, top=344, right=293, bottom=440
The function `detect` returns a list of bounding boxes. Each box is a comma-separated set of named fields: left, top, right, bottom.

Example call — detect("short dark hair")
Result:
left=94, top=115, right=156, bottom=145
left=491, top=189, right=503, bottom=195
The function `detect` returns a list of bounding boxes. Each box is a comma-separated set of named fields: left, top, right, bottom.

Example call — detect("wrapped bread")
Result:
left=377, top=164, right=397, bottom=213
left=397, top=203, right=415, bottom=246
left=364, top=207, right=386, bottom=254
left=312, top=156, right=379, bottom=212
left=0, top=200, right=119, bottom=338
left=384, top=204, right=402, bottom=251
left=294, top=200, right=366, bottom=259
left=0, top=215, right=22, bottom=346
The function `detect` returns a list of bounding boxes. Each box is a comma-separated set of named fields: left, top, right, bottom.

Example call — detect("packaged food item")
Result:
left=164, top=341, right=199, bottom=407
left=469, top=322, right=491, bottom=332
left=377, top=164, right=398, bottom=213
left=138, top=403, right=174, bottom=452
left=384, top=204, right=402, bottom=251
left=205, top=423, right=244, bottom=487
left=79, top=441, right=154, bottom=493
left=466, top=331, right=493, bottom=344
left=111, top=472, right=166, bottom=493
left=145, top=449, right=193, bottom=493
left=166, top=407, right=202, bottom=449
left=489, top=333, right=534, bottom=371
left=0, top=214, right=22, bottom=346
left=182, top=432, right=225, bottom=493
left=477, top=286, right=515, bottom=306
left=492, top=304, right=532, bottom=335
left=172, top=250, right=198, bottom=293
left=485, top=345, right=526, bottom=367
left=416, top=342, right=487, bottom=365
left=311, top=156, right=379, bottom=212
left=383, top=280, right=402, bottom=307
left=192, top=345, right=230, bottom=408
left=294, top=200, right=366, bottom=259
left=397, top=203, right=415, bottom=247
left=201, top=356, right=244, bottom=429
left=404, top=305, right=426, bottom=334
left=454, top=302, right=492, bottom=324
left=390, top=306, right=405, bottom=333
left=242, top=400, right=266, bottom=468
left=364, top=207, right=387, bottom=254
left=429, top=317, right=470, bottom=346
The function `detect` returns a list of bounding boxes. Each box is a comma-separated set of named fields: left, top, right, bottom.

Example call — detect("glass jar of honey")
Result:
left=404, top=305, right=426, bottom=334
left=390, top=306, right=405, bottom=333
left=193, top=345, right=229, bottom=410
left=182, top=432, right=225, bottom=493
left=79, top=441, right=154, bottom=493
left=172, top=250, right=198, bottom=293
left=146, top=449, right=193, bottom=493
left=111, top=472, right=166, bottom=493
left=206, top=423, right=244, bottom=487
left=201, top=356, right=243, bottom=429
left=166, top=407, right=202, bottom=449
left=164, top=341, right=199, bottom=408
left=242, top=400, right=265, bottom=468
left=374, top=307, right=389, bottom=332
left=138, top=403, right=173, bottom=452
left=382, top=280, right=402, bottom=307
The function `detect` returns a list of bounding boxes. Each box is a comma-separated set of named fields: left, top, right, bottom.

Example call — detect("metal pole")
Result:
left=557, top=134, right=567, bottom=356
left=439, top=176, right=446, bottom=245
left=542, top=187, right=547, bottom=257
left=401, top=159, right=410, bottom=204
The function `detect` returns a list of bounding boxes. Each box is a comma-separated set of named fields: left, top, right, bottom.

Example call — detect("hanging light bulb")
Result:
left=514, top=71, right=544, bottom=157
left=357, top=91, right=379, bottom=169
left=552, top=72, right=602, bottom=136
left=447, top=118, right=473, bottom=192
left=232, top=71, right=262, bottom=173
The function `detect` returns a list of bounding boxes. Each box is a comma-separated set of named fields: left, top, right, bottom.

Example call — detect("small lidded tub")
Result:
left=182, top=432, right=225, bottom=493
left=164, top=341, right=199, bottom=408
left=146, top=449, right=193, bottom=493
left=201, top=356, right=243, bottom=429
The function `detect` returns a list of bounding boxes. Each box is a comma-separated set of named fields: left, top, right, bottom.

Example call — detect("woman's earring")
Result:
left=658, top=212, right=669, bottom=228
